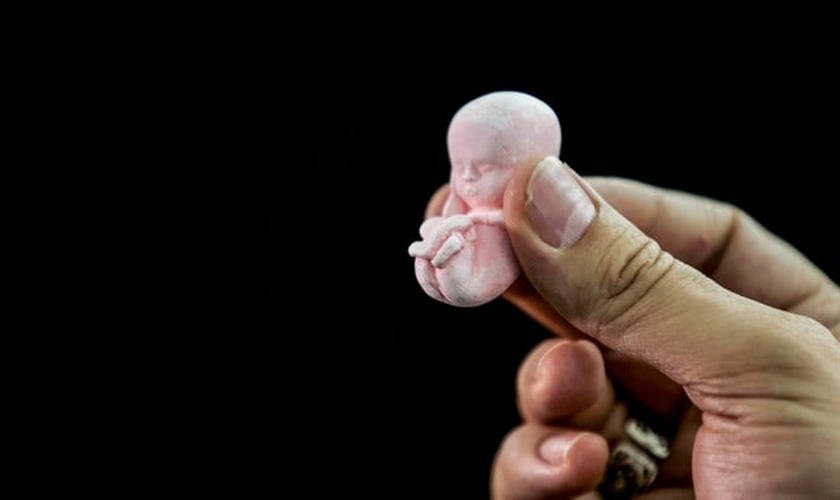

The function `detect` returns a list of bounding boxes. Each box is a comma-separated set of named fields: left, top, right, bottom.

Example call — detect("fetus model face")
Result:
left=448, top=129, right=513, bottom=210
left=446, top=91, right=562, bottom=212
left=408, top=91, right=562, bottom=307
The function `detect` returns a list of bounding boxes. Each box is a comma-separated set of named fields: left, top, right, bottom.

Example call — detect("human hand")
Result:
left=490, top=156, right=840, bottom=498
left=426, top=156, right=840, bottom=498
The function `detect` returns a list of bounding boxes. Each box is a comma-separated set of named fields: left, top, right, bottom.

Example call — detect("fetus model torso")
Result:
left=408, top=91, right=562, bottom=307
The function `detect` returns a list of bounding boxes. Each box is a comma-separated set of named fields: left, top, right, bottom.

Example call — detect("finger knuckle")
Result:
left=594, top=230, right=679, bottom=333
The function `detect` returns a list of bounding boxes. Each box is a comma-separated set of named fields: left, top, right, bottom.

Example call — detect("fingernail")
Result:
left=538, top=433, right=579, bottom=465
left=534, top=341, right=561, bottom=382
left=526, top=157, right=595, bottom=248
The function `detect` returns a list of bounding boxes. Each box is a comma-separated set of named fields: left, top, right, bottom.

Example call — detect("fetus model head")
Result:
left=444, top=91, right=562, bottom=215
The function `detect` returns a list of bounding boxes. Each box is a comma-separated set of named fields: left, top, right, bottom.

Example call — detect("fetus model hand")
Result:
left=408, top=91, right=562, bottom=307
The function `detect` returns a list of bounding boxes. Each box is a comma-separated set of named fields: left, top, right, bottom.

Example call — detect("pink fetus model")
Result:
left=408, top=91, right=562, bottom=307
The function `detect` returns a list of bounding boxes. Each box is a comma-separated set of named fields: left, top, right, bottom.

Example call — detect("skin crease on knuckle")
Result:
left=583, top=221, right=681, bottom=339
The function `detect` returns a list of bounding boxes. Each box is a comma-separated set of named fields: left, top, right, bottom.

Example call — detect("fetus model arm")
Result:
left=408, top=91, right=562, bottom=307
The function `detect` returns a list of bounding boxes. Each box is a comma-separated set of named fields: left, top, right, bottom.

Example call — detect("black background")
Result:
left=262, top=30, right=838, bottom=498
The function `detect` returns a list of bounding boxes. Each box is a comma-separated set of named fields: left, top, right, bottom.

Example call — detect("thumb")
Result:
left=503, top=156, right=817, bottom=387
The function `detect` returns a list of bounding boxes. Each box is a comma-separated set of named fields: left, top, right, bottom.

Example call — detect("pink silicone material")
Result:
left=408, top=91, right=562, bottom=307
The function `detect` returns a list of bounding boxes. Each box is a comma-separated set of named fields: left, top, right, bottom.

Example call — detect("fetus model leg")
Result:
left=408, top=91, right=562, bottom=307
